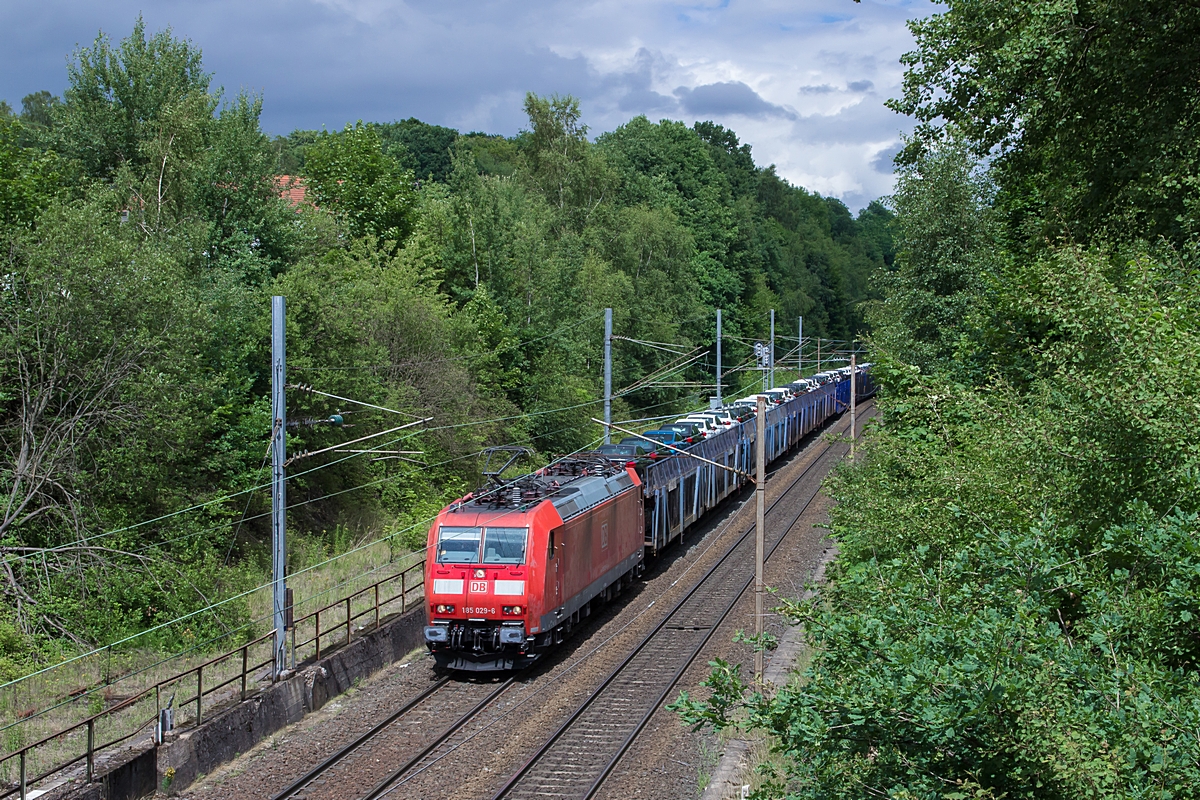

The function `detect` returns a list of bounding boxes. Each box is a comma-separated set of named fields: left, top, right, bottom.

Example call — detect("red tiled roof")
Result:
left=276, top=175, right=310, bottom=208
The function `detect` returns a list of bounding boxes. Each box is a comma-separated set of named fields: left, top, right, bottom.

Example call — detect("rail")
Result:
left=0, top=559, right=426, bottom=800
left=0, top=371, right=875, bottom=799
left=492, top=402, right=874, bottom=800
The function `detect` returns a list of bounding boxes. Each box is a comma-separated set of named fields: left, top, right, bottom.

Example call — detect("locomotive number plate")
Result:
left=463, top=607, right=496, bottom=615
left=469, top=580, right=489, bottom=593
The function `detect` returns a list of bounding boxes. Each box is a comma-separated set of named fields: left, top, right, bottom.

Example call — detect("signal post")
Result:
left=595, top=393, right=771, bottom=686
left=850, top=353, right=857, bottom=460
left=754, top=395, right=766, bottom=685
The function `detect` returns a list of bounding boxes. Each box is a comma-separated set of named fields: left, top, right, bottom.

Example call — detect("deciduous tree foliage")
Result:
left=0, top=22, right=888, bottom=664
left=0, top=119, right=59, bottom=227
left=866, top=140, right=1000, bottom=376
left=305, top=122, right=417, bottom=247
left=675, top=2, right=1200, bottom=796
left=58, top=16, right=213, bottom=183
left=892, top=0, right=1200, bottom=247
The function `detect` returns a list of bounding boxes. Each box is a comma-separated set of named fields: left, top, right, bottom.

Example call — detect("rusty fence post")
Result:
left=196, top=665, right=203, bottom=725
left=345, top=597, right=352, bottom=645
left=401, top=571, right=406, bottom=611
left=315, top=611, right=321, bottom=660
left=241, top=646, right=248, bottom=700
left=86, top=719, right=95, bottom=782
left=20, top=749, right=26, bottom=799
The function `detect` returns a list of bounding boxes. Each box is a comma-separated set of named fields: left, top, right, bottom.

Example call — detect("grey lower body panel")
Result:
left=427, top=550, right=643, bottom=672
left=538, top=548, right=643, bottom=634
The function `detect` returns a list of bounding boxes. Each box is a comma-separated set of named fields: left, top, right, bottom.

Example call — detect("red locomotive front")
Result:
left=424, top=456, right=644, bottom=671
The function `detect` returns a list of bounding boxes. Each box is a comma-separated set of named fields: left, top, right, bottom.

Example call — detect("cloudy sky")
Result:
left=1, top=0, right=936, bottom=212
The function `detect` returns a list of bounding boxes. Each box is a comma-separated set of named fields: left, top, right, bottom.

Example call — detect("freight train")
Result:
left=423, top=366, right=874, bottom=671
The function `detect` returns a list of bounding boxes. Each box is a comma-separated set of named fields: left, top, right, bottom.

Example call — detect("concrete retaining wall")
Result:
left=50, top=605, right=426, bottom=800
left=103, top=749, right=156, bottom=800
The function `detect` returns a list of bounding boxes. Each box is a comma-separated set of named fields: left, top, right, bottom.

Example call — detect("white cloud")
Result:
left=0, top=0, right=935, bottom=209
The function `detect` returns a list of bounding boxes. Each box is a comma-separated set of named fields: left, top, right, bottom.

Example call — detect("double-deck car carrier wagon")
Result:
left=424, top=367, right=874, bottom=670
left=639, top=374, right=871, bottom=552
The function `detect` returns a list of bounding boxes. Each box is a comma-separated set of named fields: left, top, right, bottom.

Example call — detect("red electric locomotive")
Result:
left=423, top=451, right=644, bottom=671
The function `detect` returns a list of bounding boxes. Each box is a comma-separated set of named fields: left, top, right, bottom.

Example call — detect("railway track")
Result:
left=270, top=676, right=513, bottom=800
left=270, top=401, right=869, bottom=800
left=489, top=402, right=873, bottom=800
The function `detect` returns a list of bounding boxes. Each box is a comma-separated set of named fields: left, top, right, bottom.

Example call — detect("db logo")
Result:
left=469, top=581, right=489, bottom=593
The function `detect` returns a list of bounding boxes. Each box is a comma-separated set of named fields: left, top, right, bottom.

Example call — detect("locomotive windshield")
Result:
left=483, top=527, right=528, bottom=564
left=437, top=526, right=482, bottom=563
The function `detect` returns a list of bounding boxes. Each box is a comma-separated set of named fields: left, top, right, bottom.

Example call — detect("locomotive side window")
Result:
left=548, top=531, right=556, bottom=558
left=437, top=526, right=482, bottom=563
left=482, top=527, right=528, bottom=564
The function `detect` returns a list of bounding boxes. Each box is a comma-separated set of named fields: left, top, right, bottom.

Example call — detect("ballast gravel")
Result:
left=174, top=408, right=867, bottom=800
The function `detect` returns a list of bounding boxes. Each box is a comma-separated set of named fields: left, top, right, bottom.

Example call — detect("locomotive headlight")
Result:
left=435, top=604, right=455, bottom=614
left=473, top=568, right=486, bottom=579
left=502, top=605, right=524, bottom=615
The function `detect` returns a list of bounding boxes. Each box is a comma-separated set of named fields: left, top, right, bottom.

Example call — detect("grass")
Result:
left=740, top=732, right=790, bottom=798
left=695, top=735, right=721, bottom=792
left=0, top=522, right=428, bottom=790
left=729, top=647, right=816, bottom=799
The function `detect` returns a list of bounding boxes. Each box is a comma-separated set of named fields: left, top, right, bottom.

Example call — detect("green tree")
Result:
left=891, top=0, right=1200, bottom=247
left=521, top=93, right=613, bottom=232
left=305, top=122, right=417, bottom=247
left=694, top=120, right=758, bottom=199
left=271, top=128, right=320, bottom=174
left=460, top=132, right=521, bottom=177
left=0, top=192, right=236, bottom=639
left=58, top=16, right=214, bottom=181
left=866, top=140, right=999, bottom=374
left=856, top=200, right=896, bottom=269
left=0, top=119, right=60, bottom=228
left=20, top=91, right=60, bottom=131
left=599, top=116, right=738, bottom=313
left=194, top=93, right=299, bottom=276
left=52, top=20, right=301, bottom=271
left=375, top=118, right=459, bottom=183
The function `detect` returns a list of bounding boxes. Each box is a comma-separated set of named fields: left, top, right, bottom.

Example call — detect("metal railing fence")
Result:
left=0, top=557, right=425, bottom=799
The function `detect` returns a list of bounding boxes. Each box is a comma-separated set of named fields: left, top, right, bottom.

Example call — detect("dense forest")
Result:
left=0, top=20, right=891, bottom=674
left=676, top=1, right=1200, bottom=797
